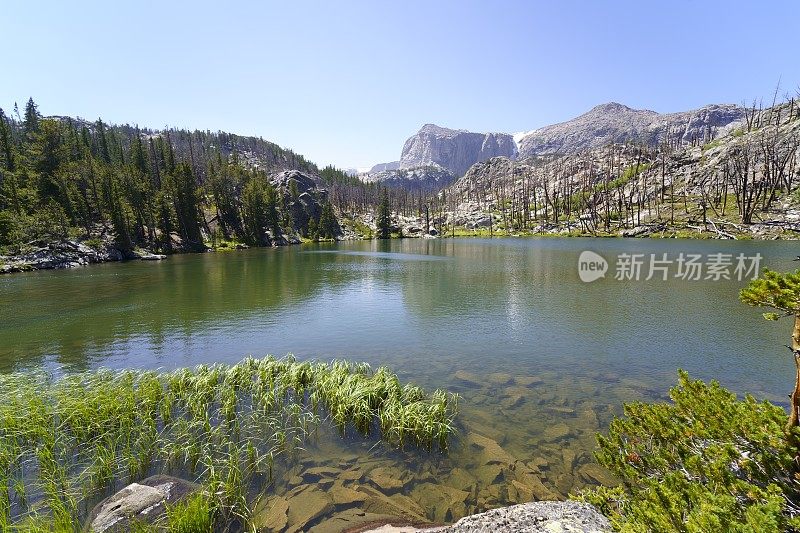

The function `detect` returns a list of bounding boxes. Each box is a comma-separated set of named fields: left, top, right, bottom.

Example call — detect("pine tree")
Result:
left=170, top=161, right=204, bottom=250
left=23, top=97, right=40, bottom=137
left=317, top=201, right=338, bottom=240
left=0, top=109, right=19, bottom=214
left=741, top=269, right=800, bottom=437
left=241, top=175, right=268, bottom=245
left=30, top=119, right=66, bottom=206
left=0, top=109, right=14, bottom=172
left=94, top=119, right=111, bottom=164
left=376, top=188, right=391, bottom=239
left=264, top=184, right=282, bottom=244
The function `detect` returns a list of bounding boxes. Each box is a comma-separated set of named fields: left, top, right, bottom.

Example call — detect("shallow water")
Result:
left=0, top=237, right=796, bottom=530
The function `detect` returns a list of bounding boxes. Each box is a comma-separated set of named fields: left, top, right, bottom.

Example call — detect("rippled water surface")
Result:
left=0, top=238, right=795, bottom=530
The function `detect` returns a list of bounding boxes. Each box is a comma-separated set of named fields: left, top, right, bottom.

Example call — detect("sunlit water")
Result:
left=0, top=238, right=796, bottom=530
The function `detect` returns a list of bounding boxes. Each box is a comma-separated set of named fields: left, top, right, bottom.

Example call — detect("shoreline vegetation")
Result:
left=2, top=218, right=797, bottom=275
left=0, top=356, right=457, bottom=531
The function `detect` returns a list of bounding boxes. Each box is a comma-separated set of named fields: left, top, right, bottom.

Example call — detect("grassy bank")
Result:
left=0, top=356, right=458, bottom=531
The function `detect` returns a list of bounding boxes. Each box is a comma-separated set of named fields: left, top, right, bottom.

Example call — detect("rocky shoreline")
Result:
left=4, top=213, right=798, bottom=276
left=0, top=239, right=166, bottom=274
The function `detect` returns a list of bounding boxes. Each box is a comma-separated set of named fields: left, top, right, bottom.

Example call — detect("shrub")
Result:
left=578, top=371, right=800, bottom=532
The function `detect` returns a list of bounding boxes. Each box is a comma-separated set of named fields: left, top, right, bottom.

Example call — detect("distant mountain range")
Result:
left=361, top=102, right=747, bottom=189
left=516, top=102, right=745, bottom=158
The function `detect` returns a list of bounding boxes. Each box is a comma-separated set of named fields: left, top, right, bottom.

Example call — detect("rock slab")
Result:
left=443, top=501, right=611, bottom=532
left=357, top=501, right=610, bottom=533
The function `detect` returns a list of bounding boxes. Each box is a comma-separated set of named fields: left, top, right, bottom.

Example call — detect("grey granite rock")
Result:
left=443, top=501, right=611, bottom=532
left=84, top=475, right=200, bottom=533
left=517, top=102, right=744, bottom=158
left=356, top=501, right=610, bottom=533
left=400, top=124, right=517, bottom=176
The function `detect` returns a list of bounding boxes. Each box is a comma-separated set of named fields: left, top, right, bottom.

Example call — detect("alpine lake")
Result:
left=0, top=237, right=795, bottom=531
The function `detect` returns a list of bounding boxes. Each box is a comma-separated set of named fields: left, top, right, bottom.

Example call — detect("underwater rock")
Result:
left=358, top=486, right=429, bottom=522
left=286, top=485, right=335, bottom=532
left=555, top=473, right=574, bottom=496
left=453, top=370, right=483, bottom=387
left=501, top=393, right=526, bottom=410
left=487, top=372, right=513, bottom=385
left=253, top=496, right=290, bottom=531
left=303, top=465, right=343, bottom=482
left=474, top=464, right=505, bottom=485
left=367, top=466, right=410, bottom=493
left=578, top=464, right=618, bottom=487
left=514, top=375, right=544, bottom=387
left=443, top=467, right=478, bottom=493
left=511, top=466, right=559, bottom=501
left=577, top=407, right=600, bottom=429
left=339, top=468, right=366, bottom=481
left=331, top=482, right=368, bottom=506
left=509, top=480, right=535, bottom=502
left=466, top=432, right=516, bottom=465
left=542, top=422, right=574, bottom=442
left=561, top=448, right=577, bottom=471
left=411, top=483, right=470, bottom=523
left=546, top=406, right=576, bottom=416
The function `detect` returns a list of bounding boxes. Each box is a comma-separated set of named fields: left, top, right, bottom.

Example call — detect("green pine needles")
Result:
left=0, top=356, right=458, bottom=531
left=578, top=371, right=800, bottom=532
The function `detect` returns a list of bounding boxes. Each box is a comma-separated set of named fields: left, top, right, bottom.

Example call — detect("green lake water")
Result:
left=0, top=237, right=796, bottom=530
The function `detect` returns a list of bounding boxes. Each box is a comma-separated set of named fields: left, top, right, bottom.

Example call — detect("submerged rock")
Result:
left=487, top=372, right=514, bottom=385
left=578, top=464, right=618, bottom=487
left=253, top=496, right=290, bottom=531
left=452, top=370, right=483, bottom=387
left=286, top=486, right=334, bottom=532
left=367, top=466, right=410, bottom=493
left=410, top=483, right=470, bottom=523
left=541, top=422, right=574, bottom=442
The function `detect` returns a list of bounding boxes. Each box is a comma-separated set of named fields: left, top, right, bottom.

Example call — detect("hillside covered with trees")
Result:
left=0, top=99, right=353, bottom=259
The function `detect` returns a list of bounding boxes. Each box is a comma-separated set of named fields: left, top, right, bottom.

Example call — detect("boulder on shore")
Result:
left=84, top=475, right=200, bottom=533
left=355, top=501, right=611, bottom=533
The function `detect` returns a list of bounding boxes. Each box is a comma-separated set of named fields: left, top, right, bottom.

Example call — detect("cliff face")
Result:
left=517, top=102, right=745, bottom=158
left=400, top=124, right=517, bottom=176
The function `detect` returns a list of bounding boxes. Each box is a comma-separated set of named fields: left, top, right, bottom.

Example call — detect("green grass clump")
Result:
left=163, top=493, right=216, bottom=533
left=577, top=371, right=800, bottom=531
left=0, top=356, right=457, bottom=531
left=701, top=139, right=723, bottom=152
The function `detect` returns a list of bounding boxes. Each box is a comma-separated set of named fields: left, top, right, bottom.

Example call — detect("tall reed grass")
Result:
left=0, top=356, right=457, bottom=531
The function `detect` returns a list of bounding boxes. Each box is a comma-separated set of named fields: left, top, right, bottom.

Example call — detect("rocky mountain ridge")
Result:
left=433, top=100, right=800, bottom=239
left=363, top=102, right=747, bottom=189
left=516, top=102, right=746, bottom=158
left=397, top=124, right=517, bottom=176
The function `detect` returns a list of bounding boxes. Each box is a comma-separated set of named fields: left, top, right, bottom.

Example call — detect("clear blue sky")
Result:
left=3, top=1, right=798, bottom=169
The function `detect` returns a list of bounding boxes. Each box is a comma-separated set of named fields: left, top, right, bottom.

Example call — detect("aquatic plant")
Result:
left=0, top=355, right=457, bottom=531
